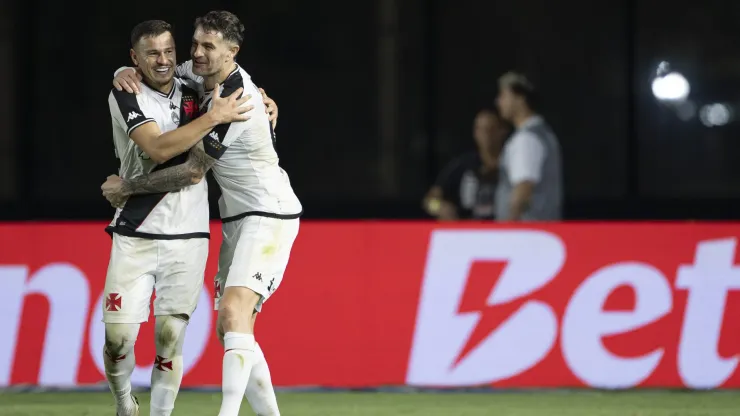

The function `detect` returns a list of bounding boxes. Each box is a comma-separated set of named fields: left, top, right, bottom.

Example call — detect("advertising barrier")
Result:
left=1, top=222, right=740, bottom=389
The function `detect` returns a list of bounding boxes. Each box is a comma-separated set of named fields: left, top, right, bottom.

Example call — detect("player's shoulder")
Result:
left=221, top=65, right=256, bottom=97
left=109, top=87, right=135, bottom=101
left=108, top=87, right=143, bottom=111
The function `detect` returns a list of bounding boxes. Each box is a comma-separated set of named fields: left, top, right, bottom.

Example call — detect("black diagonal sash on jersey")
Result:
left=201, top=71, right=243, bottom=159
left=106, top=84, right=209, bottom=240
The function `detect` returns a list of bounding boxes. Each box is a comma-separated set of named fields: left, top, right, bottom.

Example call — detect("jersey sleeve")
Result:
left=175, top=60, right=205, bottom=85
left=201, top=80, right=257, bottom=160
left=108, top=88, right=156, bottom=136
left=506, top=132, right=546, bottom=184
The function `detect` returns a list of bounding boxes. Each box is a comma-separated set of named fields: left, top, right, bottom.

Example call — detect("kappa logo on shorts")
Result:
left=214, top=280, right=222, bottom=297
left=253, top=272, right=263, bottom=282
left=105, top=293, right=122, bottom=312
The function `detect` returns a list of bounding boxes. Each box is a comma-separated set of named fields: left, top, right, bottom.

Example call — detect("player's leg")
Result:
left=217, top=286, right=261, bottom=416
left=149, top=239, right=209, bottom=416
left=216, top=217, right=274, bottom=416
left=244, top=312, right=279, bottom=415
left=242, top=218, right=299, bottom=416
left=103, top=235, right=158, bottom=416
left=149, top=314, right=188, bottom=416
left=104, top=323, right=141, bottom=416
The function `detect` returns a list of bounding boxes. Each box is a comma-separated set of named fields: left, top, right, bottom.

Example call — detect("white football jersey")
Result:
left=106, top=78, right=210, bottom=239
left=176, top=62, right=302, bottom=222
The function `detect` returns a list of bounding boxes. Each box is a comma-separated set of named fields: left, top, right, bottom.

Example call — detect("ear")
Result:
left=129, top=48, right=139, bottom=67
left=229, top=44, right=240, bottom=60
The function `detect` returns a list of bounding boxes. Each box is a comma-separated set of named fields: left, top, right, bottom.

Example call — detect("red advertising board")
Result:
left=1, top=221, right=740, bottom=389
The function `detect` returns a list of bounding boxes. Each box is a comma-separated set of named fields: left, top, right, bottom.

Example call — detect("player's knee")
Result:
left=104, top=323, right=138, bottom=358
left=155, top=315, right=188, bottom=354
left=218, top=302, right=243, bottom=330
left=218, top=287, right=261, bottom=333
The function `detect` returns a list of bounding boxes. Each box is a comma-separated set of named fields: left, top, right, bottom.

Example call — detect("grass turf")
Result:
left=0, top=390, right=739, bottom=415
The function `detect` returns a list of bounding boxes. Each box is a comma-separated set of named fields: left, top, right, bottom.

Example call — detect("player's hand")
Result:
left=260, top=88, right=278, bottom=129
left=209, top=84, right=253, bottom=124
left=101, top=175, right=129, bottom=208
left=113, top=68, right=143, bottom=94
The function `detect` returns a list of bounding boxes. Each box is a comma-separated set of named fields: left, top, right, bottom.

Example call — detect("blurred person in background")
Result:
left=494, top=72, right=562, bottom=221
left=423, top=108, right=510, bottom=220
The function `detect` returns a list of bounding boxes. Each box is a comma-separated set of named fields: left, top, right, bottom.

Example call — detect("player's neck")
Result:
left=143, top=77, right=174, bottom=96
left=204, top=62, right=238, bottom=91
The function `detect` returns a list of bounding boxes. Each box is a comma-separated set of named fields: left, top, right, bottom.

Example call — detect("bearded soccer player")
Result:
left=103, top=20, right=278, bottom=416
left=106, top=11, right=300, bottom=416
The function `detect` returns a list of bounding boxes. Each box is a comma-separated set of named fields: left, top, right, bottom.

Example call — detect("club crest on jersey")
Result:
left=183, top=99, right=198, bottom=119
left=171, top=111, right=180, bottom=124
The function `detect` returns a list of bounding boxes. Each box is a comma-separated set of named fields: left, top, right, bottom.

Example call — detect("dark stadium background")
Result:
left=2, top=1, right=740, bottom=415
left=2, top=0, right=740, bottom=221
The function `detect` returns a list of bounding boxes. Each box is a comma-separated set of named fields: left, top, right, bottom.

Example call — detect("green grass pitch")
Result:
left=0, top=390, right=739, bottom=415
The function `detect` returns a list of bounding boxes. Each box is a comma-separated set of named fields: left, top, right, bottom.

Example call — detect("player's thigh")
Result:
left=224, top=216, right=284, bottom=295
left=262, top=218, right=300, bottom=300
left=154, top=238, right=209, bottom=318
left=103, top=234, right=157, bottom=324
left=226, top=217, right=299, bottom=312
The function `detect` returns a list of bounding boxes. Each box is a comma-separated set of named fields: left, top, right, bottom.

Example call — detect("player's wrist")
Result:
left=120, top=180, right=134, bottom=197
left=204, top=110, right=222, bottom=127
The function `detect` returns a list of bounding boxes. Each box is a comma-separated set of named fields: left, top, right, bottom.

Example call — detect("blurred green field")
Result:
left=0, top=390, right=739, bottom=415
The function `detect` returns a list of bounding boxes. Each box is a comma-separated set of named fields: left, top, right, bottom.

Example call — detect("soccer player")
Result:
left=103, top=20, right=278, bottom=416
left=105, top=11, right=302, bottom=416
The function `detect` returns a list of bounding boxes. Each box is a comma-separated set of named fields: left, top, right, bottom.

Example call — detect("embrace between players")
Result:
left=101, top=10, right=301, bottom=416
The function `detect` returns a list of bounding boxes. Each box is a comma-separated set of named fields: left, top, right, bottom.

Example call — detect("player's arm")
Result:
left=117, top=141, right=217, bottom=196
left=102, top=106, right=243, bottom=205
left=506, top=133, right=545, bottom=221
left=113, top=67, right=279, bottom=129
left=102, top=128, right=228, bottom=207
left=110, top=84, right=251, bottom=164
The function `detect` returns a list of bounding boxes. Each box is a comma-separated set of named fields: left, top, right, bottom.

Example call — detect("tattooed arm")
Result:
left=102, top=142, right=217, bottom=207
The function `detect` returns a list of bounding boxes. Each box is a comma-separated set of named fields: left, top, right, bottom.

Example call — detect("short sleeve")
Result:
left=108, top=89, right=155, bottom=136
left=506, top=132, right=546, bottom=184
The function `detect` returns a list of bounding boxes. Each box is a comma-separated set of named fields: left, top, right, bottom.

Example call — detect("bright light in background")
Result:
left=699, top=103, right=733, bottom=127
left=652, top=72, right=690, bottom=102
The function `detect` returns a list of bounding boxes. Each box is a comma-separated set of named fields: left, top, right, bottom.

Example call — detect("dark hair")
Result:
left=194, top=10, right=245, bottom=46
left=130, top=20, right=173, bottom=49
left=499, top=71, right=539, bottom=111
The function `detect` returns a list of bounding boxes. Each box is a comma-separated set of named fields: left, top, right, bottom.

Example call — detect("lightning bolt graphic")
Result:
left=452, top=260, right=530, bottom=368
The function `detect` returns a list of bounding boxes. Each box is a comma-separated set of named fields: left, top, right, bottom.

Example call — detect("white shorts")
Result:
left=214, top=216, right=300, bottom=312
left=102, top=234, right=208, bottom=324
